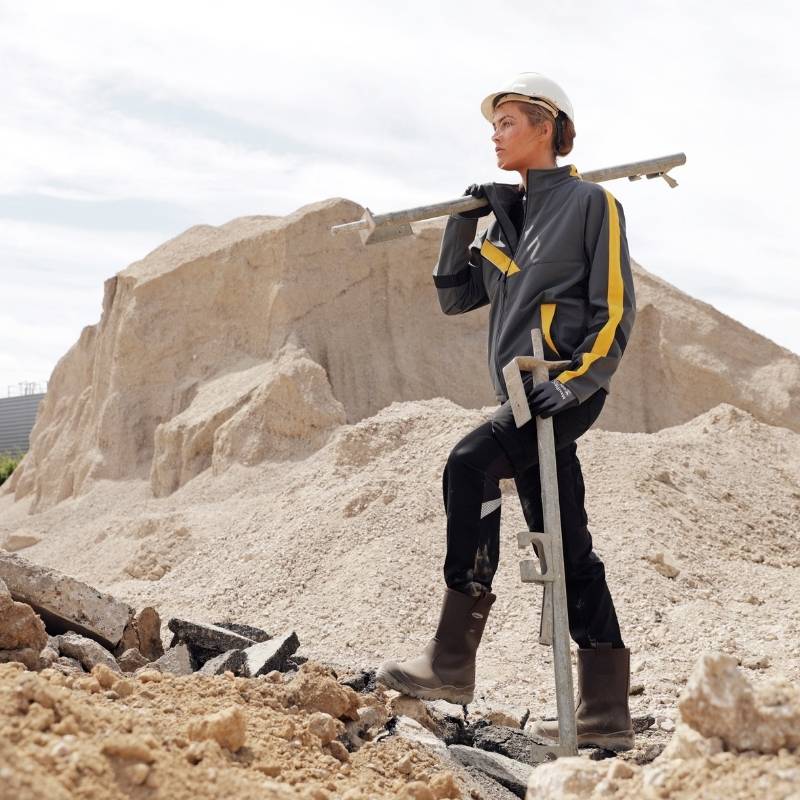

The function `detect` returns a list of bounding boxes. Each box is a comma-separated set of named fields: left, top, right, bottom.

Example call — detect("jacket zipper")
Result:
left=494, top=190, right=529, bottom=391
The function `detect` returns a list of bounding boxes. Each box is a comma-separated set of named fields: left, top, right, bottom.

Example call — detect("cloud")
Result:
left=0, top=0, right=798, bottom=394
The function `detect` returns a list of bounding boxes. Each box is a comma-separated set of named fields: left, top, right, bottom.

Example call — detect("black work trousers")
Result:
left=441, top=388, right=624, bottom=649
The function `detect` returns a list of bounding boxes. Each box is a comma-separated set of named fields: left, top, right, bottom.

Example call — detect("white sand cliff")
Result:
left=1, top=198, right=799, bottom=799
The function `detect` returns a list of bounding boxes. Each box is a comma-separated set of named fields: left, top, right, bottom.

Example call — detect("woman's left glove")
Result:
left=529, top=379, right=578, bottom=418
left=452, top=183, right=493, bottom=219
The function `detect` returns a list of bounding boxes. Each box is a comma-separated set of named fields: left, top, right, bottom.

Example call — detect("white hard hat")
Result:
left=481, top=72, right=575, bottom=126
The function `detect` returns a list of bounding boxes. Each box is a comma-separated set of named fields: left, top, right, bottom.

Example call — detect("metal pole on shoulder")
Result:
left=329, top=152, right=686, bottom=244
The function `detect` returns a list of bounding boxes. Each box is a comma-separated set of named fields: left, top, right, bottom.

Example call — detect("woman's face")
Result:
left=491, top=101, right=554, bottom=172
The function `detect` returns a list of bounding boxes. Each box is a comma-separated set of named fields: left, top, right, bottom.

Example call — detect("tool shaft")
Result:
left=330, top=152, right=685, bottom=236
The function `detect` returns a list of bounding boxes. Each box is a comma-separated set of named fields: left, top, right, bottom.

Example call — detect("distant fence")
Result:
left=0, top=392, right=46, bottom=455
left=6, top=381, right=48, bottom=398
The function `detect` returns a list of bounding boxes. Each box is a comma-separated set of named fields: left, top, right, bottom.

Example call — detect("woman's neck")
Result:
left=519, top=160, right=558, bottom=189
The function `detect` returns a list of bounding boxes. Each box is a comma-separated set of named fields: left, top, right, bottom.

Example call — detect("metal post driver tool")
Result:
left=329, top=152, right=685, bottom=245
left=503, top=328, right=579, bottom=761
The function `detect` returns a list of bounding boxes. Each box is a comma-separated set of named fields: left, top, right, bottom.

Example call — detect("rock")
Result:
left=524, top=756, right=610, bottom=799
left=101, top=735, right=155, bottom=763
left=152, top=644, right=194, bottom=675
left=629, top=682, right=645, bottom=696
left=426, top=699, right=467, bottom=719
left=632, top=715, right=655, bottom=733
left=0, top=648, right=42, bottom=670
left=187, top=706, right=247, bottom=752
left=472, top=724, right=544, bottom=766
left=117, top=648, right=150, bottom=673
left=338, top=668, right=376, bottom=693
left=449, top=743, right=532, bottom=797
left=326, top=739, right=350, bottom=763
left=92, top=663, right=122, bottom=689
left=399, top=782, right=434, bottom=800
left=387, top=693, right=441, bottom=734
left=470, top=700, right=529, bottom=729
left=392, top=716, right=448, bottom=758
left=0, top=581, right=48, bottom=652
left=242, top=631, right=299, bottom=676
left=286, top=661, right=360, bottom=720
left=57, top=632, right=121, bottom=673
left=166, top=618, right=256, bottom=665
left=1, top=533, right=41, bottom=552
left=133, top=607, right=164, bottom=661
left=307, top=711, right=345, bottom=744
left=213, top=621, right=271, bottom=642
left=742, top=654, right=770, bottom=670
left=39, top=644, right=59, bottom=667
left=0, top=553, right=133, bottom=647
left=644, top=550, right=680, bottom=578
left=678, top=651, right=800, bottom=753
left=198, top=649, right=247, bottom=676
left=606, top=759, right=638, bottom=780
left=660, top=721, right=724, bottom=760
left=54, top=656, right=84, bottom=674
left=423, top=700, right=473, bottom=746
left=461, top=765, right=520, bottom=800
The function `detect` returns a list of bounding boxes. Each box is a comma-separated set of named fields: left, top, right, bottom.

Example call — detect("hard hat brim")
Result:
left=481, top=92, right=560, bottom=123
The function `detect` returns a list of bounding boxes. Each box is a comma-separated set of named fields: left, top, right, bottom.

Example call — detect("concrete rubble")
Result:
left=0, top=552, right=133, bottom=647
left=449, top=743, right=533, bottom=797
left=242, top=631, right=300, bottom=676
left=2, top=555, right=798, bottom=800
left=166, top=617, right=261, bottom=665
left=57, top=632, right=121, bottom=674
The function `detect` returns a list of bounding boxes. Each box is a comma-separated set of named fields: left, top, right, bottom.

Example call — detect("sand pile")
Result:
left=4, top=201, right=799, bottom=512
left=1, top=399, right=798, bottom=727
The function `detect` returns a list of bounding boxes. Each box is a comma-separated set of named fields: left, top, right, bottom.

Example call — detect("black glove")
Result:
left=452, top=183, right=493, bottom=220
left=529, top=379, right=579, bottom=418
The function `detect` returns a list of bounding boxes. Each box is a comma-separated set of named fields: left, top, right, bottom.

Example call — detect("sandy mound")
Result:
left=2, top=398, right=798, bottom=732
left=4, top=201, right=798, bottom=512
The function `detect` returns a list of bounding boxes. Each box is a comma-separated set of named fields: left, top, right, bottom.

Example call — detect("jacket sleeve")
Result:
left=432, top=215, right=490, bottom=315
left=554, top=188, right=636, bottom=402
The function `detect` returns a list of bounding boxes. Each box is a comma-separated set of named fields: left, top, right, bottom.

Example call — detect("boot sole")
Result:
left=531, top=726, right=635, bottom=752
left=375, top=666, right=474, bottom=705
left=577, top=731, right=635, bottom=752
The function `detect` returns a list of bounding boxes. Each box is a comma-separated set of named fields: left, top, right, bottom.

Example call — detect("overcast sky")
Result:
left=1, top=1, right=798, bottom=396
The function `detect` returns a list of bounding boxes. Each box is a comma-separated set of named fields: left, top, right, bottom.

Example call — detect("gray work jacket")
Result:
left=432, top=163, right=636, bottom=404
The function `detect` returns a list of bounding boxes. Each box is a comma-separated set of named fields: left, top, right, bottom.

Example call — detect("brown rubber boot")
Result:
left=530, top=645, right=635, bottom=751
left=375, top=587, right=496, bottom=705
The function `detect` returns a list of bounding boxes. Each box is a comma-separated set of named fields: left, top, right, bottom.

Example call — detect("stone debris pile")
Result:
left=2, top=551, right=799, bottom=799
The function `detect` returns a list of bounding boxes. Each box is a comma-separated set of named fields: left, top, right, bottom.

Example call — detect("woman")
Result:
left=376, top=72, right=637, bottom=751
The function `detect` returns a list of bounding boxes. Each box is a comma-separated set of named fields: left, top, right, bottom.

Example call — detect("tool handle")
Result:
left=330, top=196, right=488, bottom=235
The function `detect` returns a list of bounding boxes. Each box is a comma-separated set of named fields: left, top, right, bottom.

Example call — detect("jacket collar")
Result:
left=483, top=164, right=581, bottom=250
left=523, top=163, right=581, bottom=192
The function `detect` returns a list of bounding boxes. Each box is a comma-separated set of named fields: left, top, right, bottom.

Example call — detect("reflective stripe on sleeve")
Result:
left=558, top=189, right=623, bottom=384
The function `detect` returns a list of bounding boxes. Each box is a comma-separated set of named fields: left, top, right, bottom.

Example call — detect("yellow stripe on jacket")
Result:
left=558, top=189, right=623, bottom=383
left=541, top=303, right=560, bottom=356
left=481, top=239, right=520, bottom=275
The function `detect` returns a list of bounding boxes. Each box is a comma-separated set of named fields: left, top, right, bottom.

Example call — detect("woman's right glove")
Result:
left=452, top=183, right=493, bottom=219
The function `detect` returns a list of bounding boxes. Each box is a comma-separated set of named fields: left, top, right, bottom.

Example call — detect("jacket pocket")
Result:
left=541, top=303, right=561, bottom=357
